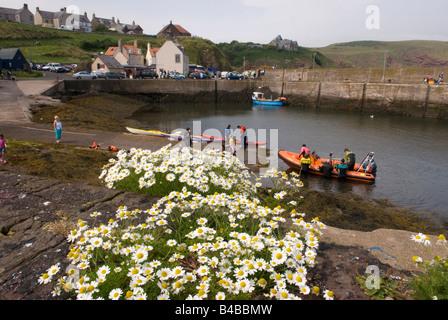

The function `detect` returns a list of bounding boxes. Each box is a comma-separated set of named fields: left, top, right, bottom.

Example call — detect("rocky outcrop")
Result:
left=269, top=35, right=300, bottom=51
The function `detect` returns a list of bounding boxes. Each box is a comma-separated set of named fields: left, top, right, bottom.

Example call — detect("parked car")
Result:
left=226, top=71, right=244, bottom=80
left=168, top=71, right=186, bottom=80
left=136, top=71, right=158, bottom=79
left=92, top=71, right=106, bottom=78
left=104, top=72, right=125, bottom=79
left=189, top=72, right=211, bottom=79
left=48, top=63, right=62, bottom=72
left=73, top=71, right=97, bottom=79
left=54, top=66, right=71, bottom=73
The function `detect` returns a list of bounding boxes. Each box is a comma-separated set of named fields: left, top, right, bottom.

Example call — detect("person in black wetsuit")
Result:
left=321, top=161, right=333, bottom=179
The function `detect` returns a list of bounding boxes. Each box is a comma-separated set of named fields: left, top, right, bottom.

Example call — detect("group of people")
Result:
left=182, top=124, right=248, bottom=156
left=298, top=145, right=376, bottom=181
left=225, top=124, right=248, bottom=155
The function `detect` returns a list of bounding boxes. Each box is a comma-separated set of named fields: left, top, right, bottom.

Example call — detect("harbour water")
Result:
left=129, top=102, right=448, bottom=217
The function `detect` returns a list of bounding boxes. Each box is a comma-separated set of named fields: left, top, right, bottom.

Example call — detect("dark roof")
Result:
left=93, top=17, right=116, bottom=28
left=97, top=55, right=122, bottom=69
left=0, top=48, right=20, bottom=60
left=0, top=7, right=26, bottom=15
left=37, top=9, right=63, bottom=19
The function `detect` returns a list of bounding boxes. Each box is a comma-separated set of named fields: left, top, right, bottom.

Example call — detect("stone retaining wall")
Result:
left=43, top=78, right=448, bottom=119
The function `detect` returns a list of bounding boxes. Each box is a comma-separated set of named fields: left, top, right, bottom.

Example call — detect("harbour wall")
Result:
left=44, top=77, right=448, bottom=120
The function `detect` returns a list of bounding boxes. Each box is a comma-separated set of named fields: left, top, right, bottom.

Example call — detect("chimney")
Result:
left=23, top=4, right=28, bottom=10
left=118, top=39, right=123, bottom=53
left=134, top=40, right=138, bottom=47
left=133, top=21, right=135, bottom=26
left=84, top=12, right=87, bottom=18
left=112, top=17, right=115, bottom=22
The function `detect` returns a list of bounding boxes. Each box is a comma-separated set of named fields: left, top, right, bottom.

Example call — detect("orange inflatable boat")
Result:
left=278, top=150, right=376, bottom=183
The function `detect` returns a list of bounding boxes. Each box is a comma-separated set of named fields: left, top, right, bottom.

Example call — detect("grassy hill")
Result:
left=218, top=41, right=334, bottom=69
left=0, top=20, right=331, bottom=70
left=0, top=20, right=232, bottom=69
left=4, top=20, right=448, bottom=71
left=313, top=40, right=448, bottom=68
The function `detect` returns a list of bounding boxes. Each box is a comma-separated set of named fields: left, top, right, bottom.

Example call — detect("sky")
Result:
left=3, top=0, right=448, bottom=47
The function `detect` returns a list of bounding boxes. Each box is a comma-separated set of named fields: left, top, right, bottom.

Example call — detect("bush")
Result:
left=38, top=145, right=334, bottom=300
left=408, top=233, right=448, bottom=300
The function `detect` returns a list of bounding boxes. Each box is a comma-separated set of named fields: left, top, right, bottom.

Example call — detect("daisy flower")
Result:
left=323, top=289, right=335, bottom=300
left=109, top=288, right=123, bottom=300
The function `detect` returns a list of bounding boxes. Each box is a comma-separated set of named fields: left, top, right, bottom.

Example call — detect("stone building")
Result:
left=0, top=3, right=34, bottom=25
left=157, top=21, right=191, bottom=38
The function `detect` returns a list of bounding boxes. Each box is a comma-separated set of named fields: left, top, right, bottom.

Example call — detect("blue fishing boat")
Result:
left=252, top=91, right=286, bottom=106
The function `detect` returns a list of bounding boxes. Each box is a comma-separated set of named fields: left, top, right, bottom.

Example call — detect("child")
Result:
left=0, top=134, right=7, bottom=164
left=229, top=136, right=237, bottom=156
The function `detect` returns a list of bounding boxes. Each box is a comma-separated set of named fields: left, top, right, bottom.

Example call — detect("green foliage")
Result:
left=354, top=266, right=406, bottom=300
left=80, top=38, right=118, bottom=51
left=408, top=258, right=448, bottom=300
left=93, top=24, right=110, bottom=33
left=217, top=41, right=333, bottom=70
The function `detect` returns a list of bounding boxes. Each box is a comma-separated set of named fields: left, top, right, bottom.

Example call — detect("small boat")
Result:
left=252, top=91, right=286, bottom=106
left=278, top=150, right=376, bottom=183
left=200, top=134, right=267, bottom=146
left=126, top=127, right=214, bottom=143
left=126, top=127, right=165, bottom=137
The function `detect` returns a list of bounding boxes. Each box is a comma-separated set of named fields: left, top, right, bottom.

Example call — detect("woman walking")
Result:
left=53, top=116, right=62, bottom=143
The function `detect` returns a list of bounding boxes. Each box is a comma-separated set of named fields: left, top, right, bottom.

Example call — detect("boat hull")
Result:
left=252, top=99, right=284, bottom=106
left=278, top=150, right=375, bottom=183
left=126, top=127, right=213, bottom=143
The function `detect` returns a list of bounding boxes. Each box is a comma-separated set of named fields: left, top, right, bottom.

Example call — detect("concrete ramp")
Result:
left=16, top=80, right=59, bottom=96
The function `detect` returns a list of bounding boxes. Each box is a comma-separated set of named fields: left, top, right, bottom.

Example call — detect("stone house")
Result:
left=156, top=40, right=189, bottom=74
left=105, top=40, right=145, bottom=66
left=34, top=7, right=92, bottom=32
left=157, top=21, right=191, bottom=38
left=91, top=55, right=124, bottom=73
left=91, top=14, right=143, bottom=34
left=0, top=3, right=34, bottom=25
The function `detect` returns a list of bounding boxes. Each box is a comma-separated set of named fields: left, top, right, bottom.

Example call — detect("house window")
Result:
left=175, top=54, right=181, bottom=63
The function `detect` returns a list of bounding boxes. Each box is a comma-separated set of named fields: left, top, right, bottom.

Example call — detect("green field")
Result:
left=312, top=40, right=448, bottom=68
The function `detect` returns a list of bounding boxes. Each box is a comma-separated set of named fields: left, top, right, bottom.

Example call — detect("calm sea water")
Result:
left=128, top=102, right=448, bottom=217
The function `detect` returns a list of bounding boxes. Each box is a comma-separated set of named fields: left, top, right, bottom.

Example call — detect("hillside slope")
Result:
left=313, top=40, right=448, bottom=68
left=218, top=41, right=334, bottom=69
left=0, top=20, right=231, bottom=68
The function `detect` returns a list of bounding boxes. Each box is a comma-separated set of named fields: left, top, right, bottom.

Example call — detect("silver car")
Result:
left=73, top=71, right=97, bottom=79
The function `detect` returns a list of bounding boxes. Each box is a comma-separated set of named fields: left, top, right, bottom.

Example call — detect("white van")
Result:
left=220, top=71, right=229, bottom=79
left=59, top=25, right=74, bottom=31
left=48, top=63, right=61, bottom=72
